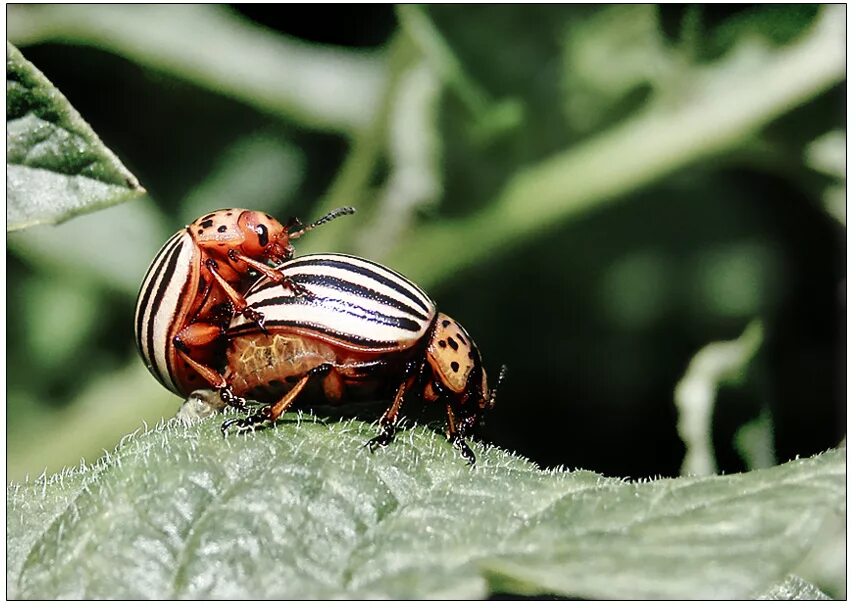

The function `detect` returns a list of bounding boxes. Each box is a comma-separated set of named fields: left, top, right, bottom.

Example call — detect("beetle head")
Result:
left=236, top=206, right=356, bottom=266
left=235, top=210, right=292, bottom=263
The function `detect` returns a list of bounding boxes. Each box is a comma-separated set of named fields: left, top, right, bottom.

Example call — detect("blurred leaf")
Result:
left=708, top=5, right=821, bottom=59
left=675, top=321, right=764, bottom=476
left=6, top=42, right=144, bottom=231
left=805, top=130, right=845, bottom=226
left=301, top=32, right=417, bottom=254
left=396, top=5, right=523, bottom=141
left=6, top=417, right=844, bottom=600
left=6, top=358, right=178, bottom=483
left=390, top=6, right=844, bottom=287
left=756, top=575, right=831, bottom=600
left=598, top=250, right=673, bottom=330
left=8, top=199, right=168, bottom=296
left=7, top=5, right=385, bottom=134
left=21, top=275, right=100, bottom=372
left=180, top=133, right=305, bottom=222
left=354, top=61, right=442, bottom=260
left=691, top=241, right=780, bottom=318
left=561, top=5, right=669, bottom=132
left=805, top=130, right=845, bottom=179
left=733, top=407, right=775, bottom=471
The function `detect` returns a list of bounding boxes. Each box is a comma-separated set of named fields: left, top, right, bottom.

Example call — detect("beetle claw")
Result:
left=221, top=405, right=272, bottom=435
left=284, top=278, right=313, bottom=300
left=365, top=422, right=396, bottom=452
left=452, top=435, right=476, bottom=466
left=239, top=306, right=267, bottom=333
left=218, top=387, right=247, bottom=412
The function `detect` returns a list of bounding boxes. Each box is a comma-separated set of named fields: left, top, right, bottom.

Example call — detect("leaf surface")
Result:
left=7, top=416, right=844, bottom=600
left=6, top=43, right=144, bottom=231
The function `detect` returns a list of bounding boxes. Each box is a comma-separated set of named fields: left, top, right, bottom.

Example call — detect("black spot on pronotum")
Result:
left=438, top=339, right=447, bottom=348
left=226, top=211, right=233, bottom=216
left=451, top=361, right=460, bottom=372
left=200, top=219, right=215, bottom=229
left=197, top=229, right=203, bottom=235
left=218, top=225, right=228, bottom=233
left=256, top=224, right=269, bottom=247
left=442, top=319, right=451, bottom=327
left=448, top=337, right=459, bottom=351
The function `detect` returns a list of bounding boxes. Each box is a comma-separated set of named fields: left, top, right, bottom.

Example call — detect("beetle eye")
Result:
left=255, top=224, right=269, bottom=247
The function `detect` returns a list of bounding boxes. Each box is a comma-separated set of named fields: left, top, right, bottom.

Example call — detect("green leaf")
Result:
left=7, top=416, right=843, bottom=599
left=6, top=42, right=144, bottom=231
left=756, top=575, right=832, bottom=600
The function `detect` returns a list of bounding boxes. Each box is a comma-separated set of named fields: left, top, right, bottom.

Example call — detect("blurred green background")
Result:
left=6, top=4, right=845, bottom=485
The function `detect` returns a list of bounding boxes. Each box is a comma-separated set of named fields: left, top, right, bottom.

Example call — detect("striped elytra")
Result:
left=220, top=253, right=498, bottom=464
left=229, top=253, right=437, bottom=352
left=133, top=208, right=355, bottom=397
left=134, top=230, right=199, bottom=395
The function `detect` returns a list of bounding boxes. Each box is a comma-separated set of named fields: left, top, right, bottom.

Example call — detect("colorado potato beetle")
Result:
left=184, top=253, right=500, bottom=464
left=134, top=207, right=354, bottom=398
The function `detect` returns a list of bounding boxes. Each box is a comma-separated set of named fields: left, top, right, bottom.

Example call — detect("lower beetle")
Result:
left=185, top=253, right=500, bottom=463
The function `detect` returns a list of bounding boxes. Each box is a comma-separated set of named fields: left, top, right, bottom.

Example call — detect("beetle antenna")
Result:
left=288, top=207, right=356, bottom=239
left=487, top=364, right=508, bottom=409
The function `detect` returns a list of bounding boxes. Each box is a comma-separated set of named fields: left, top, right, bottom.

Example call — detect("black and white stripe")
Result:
left=134, top=229, right=198, bottom=394
left=230, top=253, right=437, bottom=351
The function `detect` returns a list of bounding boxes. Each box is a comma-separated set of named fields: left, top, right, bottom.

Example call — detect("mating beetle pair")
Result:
left=134, top=208, right=498, bottom=463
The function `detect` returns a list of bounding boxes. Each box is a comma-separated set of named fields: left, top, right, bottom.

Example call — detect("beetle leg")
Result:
left=321, top=368, right=345, bottom=404
left=221, top=364, right=334, bottom=435
left=452, top=435, right=476, bottom=466
left=228, top=249, right=314, bottom=299
left=206, top=259, right=251, bottom=310
left=173, top=322, right=222, bottom=351
left=445, top=404, right=476, bottom=466
left=228, top=250, right=285, bottom=283
left=221, top=404, right=272, bottom=434
left=205, top=259, right=267, bottom=332
left=175, top=348, right=248, bottom=412
left=366, top=374, right=417, bottom=452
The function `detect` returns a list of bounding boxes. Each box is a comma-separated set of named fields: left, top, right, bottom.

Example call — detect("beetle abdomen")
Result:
left=134, top=229, right=199, bottom=394
left=230, top=253, right=437, bottom=352
left=226, top=333, right=337, bottom=398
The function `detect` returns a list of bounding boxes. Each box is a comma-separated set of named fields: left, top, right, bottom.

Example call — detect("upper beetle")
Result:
left=186, top=252, right=501, bottom=464
left=134, top=208, right=354, bottom=398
